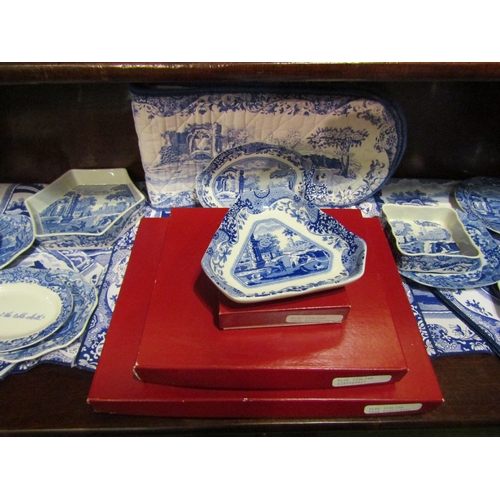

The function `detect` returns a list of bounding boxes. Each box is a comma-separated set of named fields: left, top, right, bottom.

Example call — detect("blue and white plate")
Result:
left=454, top=177, right=500, bottom=234
left=0, top=268, right=73, bottom=352
left=0, top=214, right=34, bottom=269
left=196, top=143, right=313, bottom=208
left=0, top=270, right=97, bottom=362
left=400, top=211, right=500, bottom=289
left=202, top=188, right=367, bottom=303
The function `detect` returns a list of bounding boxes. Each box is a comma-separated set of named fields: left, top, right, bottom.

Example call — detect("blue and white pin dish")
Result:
left=25, top=168, right=146, bottom=250
left=400, top=210, right=500, bottom=289
left=196, top=142, right=313, bottom=208
left=202, top=188, right=367, bottom=303
left=381, top=204, right=481, bottom=273
left=0, top=214, right=34, bottom=269
left=0, top=267, right=74, bottom=352
left=0, top=270, right=97, bottom=363
left=454, top=177, right=500, bottom=234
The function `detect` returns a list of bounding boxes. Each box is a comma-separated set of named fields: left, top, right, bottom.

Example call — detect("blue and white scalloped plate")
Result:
left=454, top=177, right=500, bottom=234
left=201, top=188, right=367, bottom=303
left=0, top=270, right=97, bottom=362
left=196, top=143, right=313, bottom=208
left=0, top=268, right=74, bottom=352
left=400, top=210, right=500, bottom=289
left=0, top=214, right=34, bottom=269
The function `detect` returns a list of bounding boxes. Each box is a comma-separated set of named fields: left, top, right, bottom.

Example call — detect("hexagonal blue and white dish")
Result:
left=381, top=204, right=481, bottom=273
left=0, top=214, right=34, bottom=269
left=196, top=142, right=313, bottom=208
left=25, top=168, right=145, bottom=250
left=201, top=187, right=367, bottom=303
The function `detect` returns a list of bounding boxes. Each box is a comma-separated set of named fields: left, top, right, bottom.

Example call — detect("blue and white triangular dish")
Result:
left=201, top=188, right=367, bottom=303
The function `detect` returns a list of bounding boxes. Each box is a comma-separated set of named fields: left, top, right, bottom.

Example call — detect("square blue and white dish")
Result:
left=202, top=188, right=367, bottom=303
left=25, top=169, right=146, bottom=250
left=0, top=214, right=34, bottom=269
left=400, top=210, right=500, bottom=289
left=381, top=204, right=481, bottom=273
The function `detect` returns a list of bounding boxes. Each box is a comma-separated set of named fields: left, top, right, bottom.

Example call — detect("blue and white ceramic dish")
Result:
left=381, top=204, right=481, bottom=273
left=0, top=270, right=97, bottom=362
left=400, top=211, right=500, bottom=289
left=131, top=88, right=406, bottom=209
left=0, top=214, right=34, bottom=269
left=454, top=177, right=500, bottom=234
left=0, top=268, right=73, bottom=352
left=202, top=188, right=367, bottom=303
left=196, top=142, right=313, bottom=208
left=25, top=169, right=146, bottom=250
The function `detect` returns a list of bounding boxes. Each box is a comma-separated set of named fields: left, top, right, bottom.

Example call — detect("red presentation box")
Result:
left=132, top=208, right=408, bottom=390
left=87, top=217, right=443, bottom=418
left=218, top=286, right=351, bottom=330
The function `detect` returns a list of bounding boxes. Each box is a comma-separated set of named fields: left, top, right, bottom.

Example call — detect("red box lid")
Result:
left=87, top=216, right=443, bottom=418
left=133, top=208, right=408, bottom=390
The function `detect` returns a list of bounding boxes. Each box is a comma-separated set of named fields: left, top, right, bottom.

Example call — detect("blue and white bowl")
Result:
left=381, top=204, right=481, bottom=273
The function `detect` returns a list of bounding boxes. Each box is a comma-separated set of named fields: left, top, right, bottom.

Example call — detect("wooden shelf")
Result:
left=2, top=62, right=500, bottom=84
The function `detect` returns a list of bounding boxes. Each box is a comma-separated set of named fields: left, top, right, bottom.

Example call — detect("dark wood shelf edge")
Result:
left=2, top=62, right=500, bottom=84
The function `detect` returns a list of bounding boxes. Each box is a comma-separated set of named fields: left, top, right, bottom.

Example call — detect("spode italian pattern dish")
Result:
left=0, top=214, right=34, bottom=269
left=381, top=204, right=481, bottom=273
left=196, top=142, right=313, bottom=208
left=0, top=270, right=97, bottom=363
left=25, top=168, right=146, bottom=250
left=0, top=267, right=74, bottom=352
left=399, top=211, right=500, bottom=289
left=201, top=188, right=367, bottom=303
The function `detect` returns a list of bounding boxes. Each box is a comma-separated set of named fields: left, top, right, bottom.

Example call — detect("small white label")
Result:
left=364, top=403, right=423, bottom=414
left=286, top=314, right=343, bottom=324
left=332, top=375, right=392, bottom=387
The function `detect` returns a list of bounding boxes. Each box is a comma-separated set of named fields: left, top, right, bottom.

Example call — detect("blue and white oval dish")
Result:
left=0, top=270, right=97, bottom=363
left=196, top=142, right=313, bottom=208
left=0, top=267, right=74, bottom=352
left=201, top=188, right=367, bottom=303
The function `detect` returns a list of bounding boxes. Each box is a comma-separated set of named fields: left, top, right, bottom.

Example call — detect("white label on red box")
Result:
left=364, top=403, right=423, bottom=414
left=286, top=314, right=344, bottom=324
left=332, top=375, right=392, bottom=387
